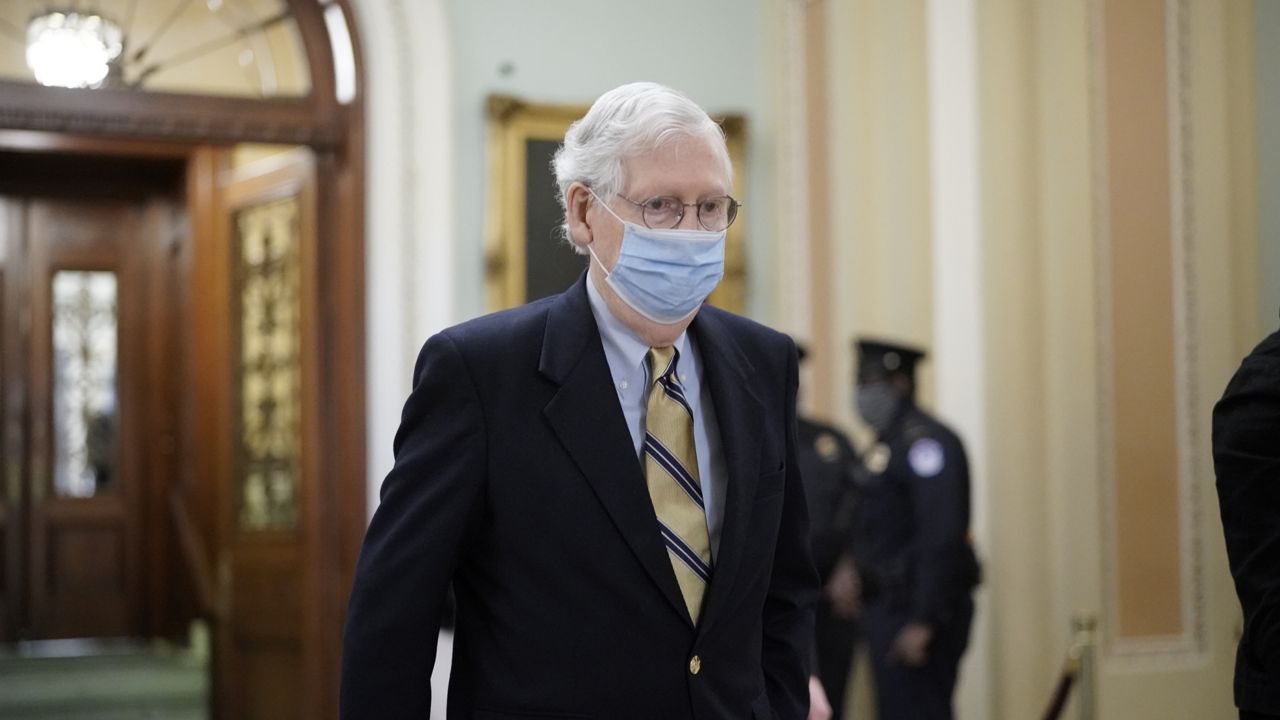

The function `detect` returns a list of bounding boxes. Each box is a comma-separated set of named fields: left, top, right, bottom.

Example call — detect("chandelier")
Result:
left=25, top=9, right=124, bottom=89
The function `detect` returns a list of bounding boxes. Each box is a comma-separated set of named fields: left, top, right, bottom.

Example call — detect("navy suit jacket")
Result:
left=1214, top=328, right=1280, bottom=716
left=340, top=275, right=818, bottom=720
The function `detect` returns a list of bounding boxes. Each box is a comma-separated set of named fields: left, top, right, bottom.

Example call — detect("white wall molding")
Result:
left=926, top=0, right=991, bottom=716
left=776, top=0, right=814, bottom=346
left=352, top=0, right=454, bottom=514
left=1167, top=0, right=1209, bottom=662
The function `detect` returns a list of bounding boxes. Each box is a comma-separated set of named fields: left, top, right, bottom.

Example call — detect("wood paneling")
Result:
left=0, top=196, right=23, bottom=643
left=320, top=111, right=367, bottom=720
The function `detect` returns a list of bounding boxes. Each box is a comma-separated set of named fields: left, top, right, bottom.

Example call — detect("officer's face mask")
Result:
left=585, top=189, right=725, bottom=325
left=855, top=380, right=901, bottom=434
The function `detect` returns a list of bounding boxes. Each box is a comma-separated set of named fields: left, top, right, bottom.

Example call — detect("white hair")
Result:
left=552, top=82, right=733, bottom=254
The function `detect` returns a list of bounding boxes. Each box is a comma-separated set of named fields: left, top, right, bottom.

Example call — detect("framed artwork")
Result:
left=484, top=94, right=747, bottom=313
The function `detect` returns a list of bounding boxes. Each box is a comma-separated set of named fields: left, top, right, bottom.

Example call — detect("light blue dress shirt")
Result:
left=585, top=276, right=727, bottom=558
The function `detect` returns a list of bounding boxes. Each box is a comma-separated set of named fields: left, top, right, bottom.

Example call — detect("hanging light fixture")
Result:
left=25, top=9, right=124, bottom=89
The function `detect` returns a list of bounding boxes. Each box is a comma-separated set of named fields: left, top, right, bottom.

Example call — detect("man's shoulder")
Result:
left=900, top=407, right=963, bottom=456
left=1239, top=328, right=1280, bottom=373
left=439, top=294, right=560, bottom=350
left=1221, top=327, right=1280, bottom=405
left=696, top=304, right=794, bottom=354
left=1251, top=327, right=1280, bottom=356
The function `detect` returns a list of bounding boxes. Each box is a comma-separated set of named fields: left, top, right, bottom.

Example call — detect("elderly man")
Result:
left=341, top=82, right=819, bottom=719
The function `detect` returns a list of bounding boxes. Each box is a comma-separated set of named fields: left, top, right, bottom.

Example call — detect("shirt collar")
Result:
left=586, top=272, right=693, bottom=386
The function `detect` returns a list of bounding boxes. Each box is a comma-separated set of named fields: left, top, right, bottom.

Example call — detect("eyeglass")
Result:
left=616, top=194, right=742, bottom=232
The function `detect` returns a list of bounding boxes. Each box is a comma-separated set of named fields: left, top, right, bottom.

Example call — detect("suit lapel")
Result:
left=689, top=309, right=764, bottom=636
left=540, top=275, right=692, bottom=626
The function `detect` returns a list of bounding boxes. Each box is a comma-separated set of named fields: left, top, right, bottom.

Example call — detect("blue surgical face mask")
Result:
left=586, top=190, right=726, bottom=325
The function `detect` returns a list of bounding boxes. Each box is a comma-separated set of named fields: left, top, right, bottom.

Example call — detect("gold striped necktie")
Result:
left=643, top=346, right=712, bottom=623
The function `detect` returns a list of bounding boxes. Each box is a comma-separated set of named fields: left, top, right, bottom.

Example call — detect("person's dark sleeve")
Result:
left=340, top=333, right=487, bottom=719
left=1213, top=352, right=1280, bottom=673
left=833, top=435, right=860, bottom=556
left=908, top=435, right=970, bottom=626
left=763, top=339, right=820, bottom=719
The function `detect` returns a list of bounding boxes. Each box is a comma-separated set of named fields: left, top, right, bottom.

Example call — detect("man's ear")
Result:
left=565, top=183, right=594, bottom=248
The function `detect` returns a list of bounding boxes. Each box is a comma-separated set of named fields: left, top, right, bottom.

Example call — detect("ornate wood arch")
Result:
left=0, top=0, right=359, bottom=147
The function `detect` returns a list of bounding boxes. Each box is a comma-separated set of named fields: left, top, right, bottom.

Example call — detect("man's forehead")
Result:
left=620, top=140, right=732, bottom=195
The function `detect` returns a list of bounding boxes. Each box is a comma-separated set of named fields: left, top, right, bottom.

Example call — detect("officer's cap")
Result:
left=855, top=338, right=926, bottom=383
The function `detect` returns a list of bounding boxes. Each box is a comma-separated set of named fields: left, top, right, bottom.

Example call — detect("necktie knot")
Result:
left=647, top=346, right=679, bottom=386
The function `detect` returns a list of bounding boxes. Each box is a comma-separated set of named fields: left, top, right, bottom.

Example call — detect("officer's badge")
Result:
left=908, top=438, right=945, bottom=477
left=815, top=432, right=840, bottom=463
left=865, top=442, right=891, bottom=475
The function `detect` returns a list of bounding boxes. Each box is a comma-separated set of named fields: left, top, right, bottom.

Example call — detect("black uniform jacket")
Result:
left=1214, top=328, right=1280, bottom=716
left=796, top=418, right=858, bottom=579
left=853, top=404, right=978, bottom=625
left=340, top=274, right=818, bottom=720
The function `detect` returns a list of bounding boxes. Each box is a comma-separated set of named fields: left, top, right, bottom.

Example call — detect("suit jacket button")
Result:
left=689, top=655, right=702, bottom=675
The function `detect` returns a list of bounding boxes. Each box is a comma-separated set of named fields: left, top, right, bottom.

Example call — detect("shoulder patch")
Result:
left=908, top=438, right=945, bottom=477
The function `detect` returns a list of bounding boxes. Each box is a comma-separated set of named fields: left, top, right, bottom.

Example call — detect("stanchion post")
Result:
left=1072, top=612, right=1098, bottom=720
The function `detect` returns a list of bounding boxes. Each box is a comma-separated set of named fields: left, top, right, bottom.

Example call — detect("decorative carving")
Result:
left=234, top=197, right=301, bottom=532
left=0, top=83, right=341, bottom=146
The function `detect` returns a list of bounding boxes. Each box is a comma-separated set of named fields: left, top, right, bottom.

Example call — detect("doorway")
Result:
left=0, top=151, right=188, bottom=643
left=0, top=138, right=353, bottom=719
left=0, top=3, right=367, bottom=716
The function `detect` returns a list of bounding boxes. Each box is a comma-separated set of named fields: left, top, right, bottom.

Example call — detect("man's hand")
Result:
left=888, top=622, right=933, bottom=666
left=824, top=555, right=862, bottom=619
left=807, top=676, right=832, bottom=720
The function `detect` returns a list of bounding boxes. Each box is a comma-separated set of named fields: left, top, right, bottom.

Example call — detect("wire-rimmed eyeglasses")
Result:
left=616, top=194, right=741, bottom=232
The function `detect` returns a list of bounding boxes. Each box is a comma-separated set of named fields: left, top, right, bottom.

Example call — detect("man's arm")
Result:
left=763, top=339, right=820, bottom=719
left=824, top=435, right=864, bottom=619
left=340, top=333, right=487, bottom=719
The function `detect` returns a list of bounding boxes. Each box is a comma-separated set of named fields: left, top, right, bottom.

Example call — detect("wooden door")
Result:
left=23, top=197, right=147, bottom=639
left=201, top=148, right=322, bottom=720
left=0, top=183, right=184, bottom=642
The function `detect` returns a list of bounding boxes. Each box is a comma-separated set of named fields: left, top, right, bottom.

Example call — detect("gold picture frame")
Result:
left=484, top=94, right=747, bottom=313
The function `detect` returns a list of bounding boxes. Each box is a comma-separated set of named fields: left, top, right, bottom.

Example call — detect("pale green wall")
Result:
left=444, top=0, right=775, bottom=323
left=1259, top=0, right=1280, bottom=329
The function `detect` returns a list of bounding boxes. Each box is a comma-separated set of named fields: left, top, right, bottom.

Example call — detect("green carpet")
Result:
left=0, top=639, right=208, bottom=720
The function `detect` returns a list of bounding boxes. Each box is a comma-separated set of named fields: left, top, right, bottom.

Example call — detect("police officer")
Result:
left=850, top=338, right=979, bottom=720
left=796, top=345, right=861, bottom=719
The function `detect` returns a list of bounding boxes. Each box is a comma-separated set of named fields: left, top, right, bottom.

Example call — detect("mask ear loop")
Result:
left=587, top=244, right=610, bottom=278
left=586, top=187, right=628, bottom=224
left=583, top=187, right=628, bottom=278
